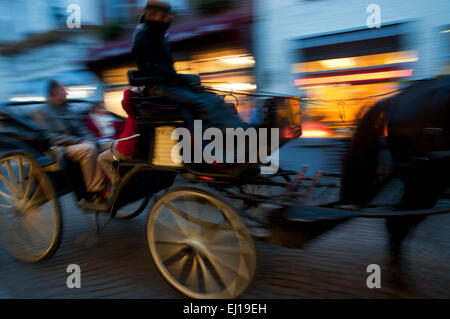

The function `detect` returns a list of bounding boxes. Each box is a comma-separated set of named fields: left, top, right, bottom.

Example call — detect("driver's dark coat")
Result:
left=130, top=20, right=250, bottom=132
left=131, top=21, right=178, bottom=82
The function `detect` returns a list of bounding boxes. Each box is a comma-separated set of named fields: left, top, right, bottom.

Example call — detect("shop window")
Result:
left=294, top=50, right=418, bottom=137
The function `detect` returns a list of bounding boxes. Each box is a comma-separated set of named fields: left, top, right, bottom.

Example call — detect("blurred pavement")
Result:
left=0, top=138, right=449, bottom=298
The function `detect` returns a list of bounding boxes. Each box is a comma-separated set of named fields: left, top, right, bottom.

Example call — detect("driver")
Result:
left=131, top=0, right=249, bottom=131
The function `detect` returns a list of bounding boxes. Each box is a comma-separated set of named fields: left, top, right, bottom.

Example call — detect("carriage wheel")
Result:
left=0, top=153, right=62, bottom=262
left=114, top=196, right=150, bottom=219
left=147, top=186, right=256, bottom=299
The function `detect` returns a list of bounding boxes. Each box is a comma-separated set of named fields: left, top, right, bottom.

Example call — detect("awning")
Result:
left=295, top=65, right=414, bottom=86
left=85, top=14, right=251, bottom=63
left=296, top=22, right=409, bottom=49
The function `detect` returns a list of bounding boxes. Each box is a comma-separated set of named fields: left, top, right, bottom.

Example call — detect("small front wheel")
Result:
left=147, top=185, right=256, bottom=299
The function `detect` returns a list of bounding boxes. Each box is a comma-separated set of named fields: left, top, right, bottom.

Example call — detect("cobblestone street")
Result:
left=0, top=139, right=449, bottom=298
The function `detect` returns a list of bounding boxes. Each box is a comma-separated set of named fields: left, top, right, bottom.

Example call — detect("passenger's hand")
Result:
left=131, top=86, right=141, bottom=94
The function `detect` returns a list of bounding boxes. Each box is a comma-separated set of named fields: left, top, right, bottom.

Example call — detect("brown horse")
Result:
left=341, top=75, right=450, bottom=280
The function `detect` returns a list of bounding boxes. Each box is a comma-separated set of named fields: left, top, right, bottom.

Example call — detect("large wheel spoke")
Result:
left=163, top=200, right=231, bottom=231
left=201, top=248, right=241, bottom=284
left=207, top=242, right=243, bottom=257
left=203, top=223, right=236, bottom=243
left=183, top=255, right=199, bottom=290
left=0, top=189, right=15, bottom=203
left=166, top=253, right=190, bottom=277
left=4, top=160, right=19, bottom=195
left=162, top=203, right=191, bottom=237
left=0, top=174, right=16, bottom=199
left=22, top=179, right=45, bottom=211
left=160, top=243, right=190, bottom=267
left=154, top=221, right=188, bottom=242
left=22, top=162, right=35, bottom=200
left=197, top=253, right=225, bottom=293
left=17, top=157, right=25, bottom=195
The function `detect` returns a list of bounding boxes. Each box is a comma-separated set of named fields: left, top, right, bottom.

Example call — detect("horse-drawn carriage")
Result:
left=0, top=74, right=449, bottom=298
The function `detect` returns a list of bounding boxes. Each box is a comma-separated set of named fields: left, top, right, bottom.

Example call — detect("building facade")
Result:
left=0, top=0, right=103, bottom=102
left=85, top=0, right=256, bottom=120
left=254, top=0, right=450, bottom=137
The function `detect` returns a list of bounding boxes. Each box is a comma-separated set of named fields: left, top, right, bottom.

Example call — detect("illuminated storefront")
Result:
left=293, top=24, right=418, bottom=137
left=101, top=48, right=256, bottom=120
left=87, top=14, right=256, bottom=121
left=174, top=48, right=256, bottom=122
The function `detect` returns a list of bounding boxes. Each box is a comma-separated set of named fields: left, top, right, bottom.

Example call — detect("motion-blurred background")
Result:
left=0, top=0, right=448, bottom=136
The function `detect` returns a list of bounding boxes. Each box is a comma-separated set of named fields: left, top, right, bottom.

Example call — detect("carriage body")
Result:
left=0, top=91, right=305, bottom=298
left=0, top=90, right=303, bottom=202
left=130, top=93, right=302, bottom=174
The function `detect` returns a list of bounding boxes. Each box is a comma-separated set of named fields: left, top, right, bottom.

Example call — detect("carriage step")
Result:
left=283, top=205, right=356, bottom=222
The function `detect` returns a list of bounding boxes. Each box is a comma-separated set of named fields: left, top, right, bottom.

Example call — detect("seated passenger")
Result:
left=131, top=0, right=250, bottom=131
left=32, top=80, right=109, bottom=202
left=84, top=101, right=123, bottom=150
left=97, top=87, right=140, bottom=190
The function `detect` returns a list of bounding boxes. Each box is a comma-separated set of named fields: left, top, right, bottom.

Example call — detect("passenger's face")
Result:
left=52, top=83, right=68, bottom=103
left=145, top=10, right=173, bottom=23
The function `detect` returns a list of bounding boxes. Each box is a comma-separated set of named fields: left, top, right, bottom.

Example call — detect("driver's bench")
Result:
left=118, top=70, right=187, bottom=168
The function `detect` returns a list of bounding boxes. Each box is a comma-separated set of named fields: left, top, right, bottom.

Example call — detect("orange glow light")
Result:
left=198, top=176, right=215, bottom=181
left=295, top=69, right=413, bottom=86
left=301, top=129, right=333, bottom=138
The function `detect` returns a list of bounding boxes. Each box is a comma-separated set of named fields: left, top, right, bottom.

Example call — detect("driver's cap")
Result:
left=144, top=0, right=172, bottom=13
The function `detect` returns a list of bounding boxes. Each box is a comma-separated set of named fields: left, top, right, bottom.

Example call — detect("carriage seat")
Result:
left=127, top=70, right=159, bottom=87
left=127, top=69, right=185, bottom=121
left=132, top=97, right=186, bottom=124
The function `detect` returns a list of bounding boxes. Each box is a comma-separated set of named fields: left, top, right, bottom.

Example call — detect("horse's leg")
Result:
left=385, top=215, right=426, bottom=284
